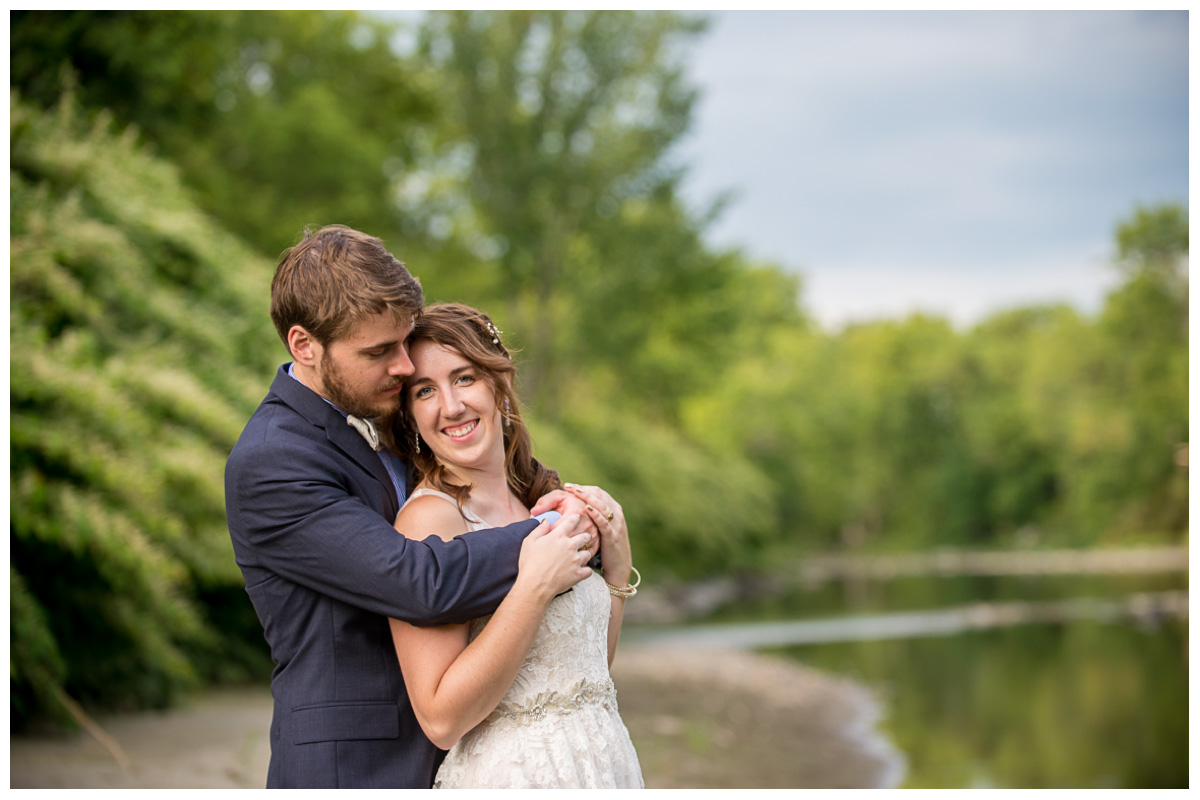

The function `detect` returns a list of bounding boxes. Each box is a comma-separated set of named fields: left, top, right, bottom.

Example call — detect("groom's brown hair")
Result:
left=270, top=225, right=424, bottom=349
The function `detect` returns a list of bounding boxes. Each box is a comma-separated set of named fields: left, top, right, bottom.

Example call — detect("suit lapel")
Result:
left=268, top=365, right=401, bottom=520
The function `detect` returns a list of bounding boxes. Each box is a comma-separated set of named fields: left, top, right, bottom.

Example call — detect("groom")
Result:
left=225, top=225, right=596, bottom=788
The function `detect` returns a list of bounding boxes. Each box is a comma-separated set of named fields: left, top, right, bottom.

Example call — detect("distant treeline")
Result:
left=10, top=10, right=1188, bottom=728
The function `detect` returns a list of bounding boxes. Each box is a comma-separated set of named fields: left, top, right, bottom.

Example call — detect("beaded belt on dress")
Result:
left=485, top=677, right=618, bottom=726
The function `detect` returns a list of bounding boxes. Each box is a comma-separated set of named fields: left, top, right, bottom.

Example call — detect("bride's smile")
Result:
left=443, top=419, right=479, bottom=441
left=407, top=340, right=504, bottom=474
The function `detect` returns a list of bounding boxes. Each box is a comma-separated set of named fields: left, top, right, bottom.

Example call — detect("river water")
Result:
left=628, top=565, right=1188, bottom=789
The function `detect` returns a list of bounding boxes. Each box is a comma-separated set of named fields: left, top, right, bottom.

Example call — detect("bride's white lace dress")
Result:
left=408, top=489, right=644, bottom=789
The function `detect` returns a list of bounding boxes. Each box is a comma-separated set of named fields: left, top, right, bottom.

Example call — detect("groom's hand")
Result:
left=531, top=489, right=599, bottom=558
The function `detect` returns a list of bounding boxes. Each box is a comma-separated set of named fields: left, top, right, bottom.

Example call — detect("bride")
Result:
left=385, top=303, right=644, bottom=789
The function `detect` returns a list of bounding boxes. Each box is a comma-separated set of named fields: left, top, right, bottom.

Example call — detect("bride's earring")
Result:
left=414, top=430, right=421, bottom=454
left=504, top=398, right=512, bottom=428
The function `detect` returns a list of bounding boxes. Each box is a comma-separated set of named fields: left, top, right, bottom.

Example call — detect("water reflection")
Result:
left=770, top=615, right=1187, bottom=788
left=690, top=568, right=1187, bottom=789
left=630, top=591, right=1185, bottom=652
left=703, top=570, right=1188, bottom=622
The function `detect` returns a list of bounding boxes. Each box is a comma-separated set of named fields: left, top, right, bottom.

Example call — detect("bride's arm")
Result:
left=567, top=484, right=633, bottom=667
left=389, top=497, right=592, bottom=749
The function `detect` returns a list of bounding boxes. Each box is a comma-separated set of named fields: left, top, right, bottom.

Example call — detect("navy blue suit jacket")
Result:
left=225, top=365, right=535, bottom=788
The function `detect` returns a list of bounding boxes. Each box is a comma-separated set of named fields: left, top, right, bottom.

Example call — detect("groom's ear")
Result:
left=287, top=325, right=321, bottom=366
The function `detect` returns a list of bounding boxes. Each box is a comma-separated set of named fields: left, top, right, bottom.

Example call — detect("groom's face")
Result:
left=314, top=312, right=417, bottom=419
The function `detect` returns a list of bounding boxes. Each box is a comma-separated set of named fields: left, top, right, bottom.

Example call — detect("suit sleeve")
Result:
left=225, top=433, right=535, bottom=626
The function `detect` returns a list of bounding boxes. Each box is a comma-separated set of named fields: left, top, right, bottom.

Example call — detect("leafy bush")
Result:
left=11, top=91, right=279, bottom=727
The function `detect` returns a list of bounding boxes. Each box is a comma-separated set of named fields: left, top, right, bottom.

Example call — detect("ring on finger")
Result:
left=605, top=510, right=615, bottom=522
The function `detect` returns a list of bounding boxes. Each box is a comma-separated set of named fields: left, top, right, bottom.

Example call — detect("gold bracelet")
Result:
left=605, top=566, right=641, bottom=598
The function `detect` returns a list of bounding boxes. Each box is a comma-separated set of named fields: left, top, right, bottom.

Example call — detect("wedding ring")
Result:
left=605, top=510, right=615, bottom=522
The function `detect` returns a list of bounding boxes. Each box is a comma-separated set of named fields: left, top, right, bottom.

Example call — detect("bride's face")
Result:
left=406, top=340, right=504, bottom=475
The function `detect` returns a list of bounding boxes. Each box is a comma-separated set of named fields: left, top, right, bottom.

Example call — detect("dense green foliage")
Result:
left=11, top=10, right=436, bottom=257
left=10, top=91, right=280, bottom=726
left=10, top=10, right=1188, bottom=728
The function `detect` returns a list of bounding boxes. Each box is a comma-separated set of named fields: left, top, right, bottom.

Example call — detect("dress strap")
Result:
left=405, top=487, right=490, bottom=529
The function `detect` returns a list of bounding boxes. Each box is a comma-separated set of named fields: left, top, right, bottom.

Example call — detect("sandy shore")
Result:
left=9, top=646, right=904, bottom=789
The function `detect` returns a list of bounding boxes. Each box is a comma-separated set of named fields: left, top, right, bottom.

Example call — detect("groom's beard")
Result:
left=320, top=351, right=403, bottom=420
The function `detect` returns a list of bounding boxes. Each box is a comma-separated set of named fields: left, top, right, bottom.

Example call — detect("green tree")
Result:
left=683, top=201, right=1188, bottom=555
left=1090, top=205, right=1188, bottom=536
left=958, top=306, right=1075, bottom=543
left=405, top=10, right=712, bottom=413
left=11, top=10, right=437, bottom=256
left=10, top=91, right=277, bottom=727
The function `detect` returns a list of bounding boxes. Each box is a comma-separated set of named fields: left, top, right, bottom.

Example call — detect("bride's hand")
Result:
left=514, top=514, right=594, bottom=602
left=564, top=484, right=632, bottom=587
left=531, top=489, right=599, bottom=556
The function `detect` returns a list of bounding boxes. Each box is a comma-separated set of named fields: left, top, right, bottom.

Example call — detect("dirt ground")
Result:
left=9, top=645, right=905, bottom=790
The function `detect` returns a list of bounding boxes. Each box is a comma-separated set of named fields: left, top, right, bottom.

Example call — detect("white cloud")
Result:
left=678, top=10, right=1187, bottom=324
left=806, top=244, right=1120, bottom=330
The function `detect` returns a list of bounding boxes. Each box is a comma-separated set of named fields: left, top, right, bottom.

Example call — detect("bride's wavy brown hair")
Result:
left=384, top=303, right=561, bottom=509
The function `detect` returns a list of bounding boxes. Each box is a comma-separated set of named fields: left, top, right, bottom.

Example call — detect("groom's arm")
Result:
left=226, top=437, right=536, bottom=626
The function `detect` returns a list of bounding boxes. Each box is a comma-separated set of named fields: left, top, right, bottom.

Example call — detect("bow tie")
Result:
left=347, top=415, right=382, bottom=451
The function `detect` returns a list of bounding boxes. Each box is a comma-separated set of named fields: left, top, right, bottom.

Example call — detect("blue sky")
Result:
left=674, top=10, right=1188, bottom=327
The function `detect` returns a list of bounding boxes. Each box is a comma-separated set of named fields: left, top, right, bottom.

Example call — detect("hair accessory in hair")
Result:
left=484, top=320, right=503, bottom=345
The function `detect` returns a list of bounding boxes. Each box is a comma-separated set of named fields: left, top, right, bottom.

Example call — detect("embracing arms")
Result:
left=226, top=428, right=595, bottom=626
left=387, top=496, right=593, bottom=749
